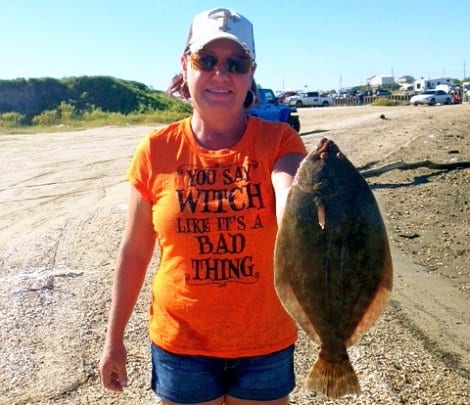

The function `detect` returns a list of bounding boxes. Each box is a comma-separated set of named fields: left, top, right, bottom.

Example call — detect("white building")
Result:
left=397, top=75, right=414, bottom=84
left=366, top=75, right=395, bottom=88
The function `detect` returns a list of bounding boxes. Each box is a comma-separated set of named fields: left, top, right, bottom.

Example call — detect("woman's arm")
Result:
left=271, top=153, right=305, bottom=225
left=99, top=184, right=156, bottom=392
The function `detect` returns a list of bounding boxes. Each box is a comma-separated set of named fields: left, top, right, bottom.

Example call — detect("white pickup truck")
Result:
left=285, top=91, right=333, bottom=107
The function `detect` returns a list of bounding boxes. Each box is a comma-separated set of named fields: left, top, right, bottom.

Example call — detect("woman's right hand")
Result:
left=99, top=340, right=128, bottom=392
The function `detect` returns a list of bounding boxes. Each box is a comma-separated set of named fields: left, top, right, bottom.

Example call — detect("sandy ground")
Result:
left=0, top=104, right=469, bottom=404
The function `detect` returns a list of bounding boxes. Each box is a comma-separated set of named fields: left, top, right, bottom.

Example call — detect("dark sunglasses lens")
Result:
left=192, top=54, right=217, bottom=71
left=225, top=57, right=252, bottom=74
left=191, top=53, right=252, bottom=74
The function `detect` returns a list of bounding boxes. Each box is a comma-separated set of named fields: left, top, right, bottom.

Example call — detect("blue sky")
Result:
left=1, top=0, right=469, bottom=92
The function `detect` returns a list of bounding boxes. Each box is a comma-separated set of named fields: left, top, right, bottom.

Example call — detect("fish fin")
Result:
left=347, top=247, right=393, bottom=345
left=306, top=358, right=361, bottom=399
left=275, top=282, right=321, bottom=343
left=348, top=284, right=391, bottom=345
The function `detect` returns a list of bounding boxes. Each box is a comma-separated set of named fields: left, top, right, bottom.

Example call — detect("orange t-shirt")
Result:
left=128, top=116, right=307, bottom=357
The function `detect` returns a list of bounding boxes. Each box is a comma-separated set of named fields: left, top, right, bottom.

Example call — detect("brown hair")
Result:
left=167, top=73, right=190, bottom=99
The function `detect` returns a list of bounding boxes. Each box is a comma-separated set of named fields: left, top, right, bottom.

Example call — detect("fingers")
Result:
left=114, top=363, right=129, bottom=391
left=101, top=368, right=128, bottom=392
left=101, top=368, right=126, bottom=392
left=99, top=364, right=120, bottom=392
left=108, top=370, right=128, bottom=392
left=99, top=349, right=128, bottom=392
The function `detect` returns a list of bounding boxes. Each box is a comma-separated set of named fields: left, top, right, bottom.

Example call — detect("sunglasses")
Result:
left=190, top=53, right=253, bottom=74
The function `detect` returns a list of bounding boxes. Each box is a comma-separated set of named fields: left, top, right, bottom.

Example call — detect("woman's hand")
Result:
left=99, top=340, right=128, bottom=392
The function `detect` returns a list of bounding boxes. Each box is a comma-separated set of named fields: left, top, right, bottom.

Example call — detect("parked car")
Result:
left=285, top=91, right=333, bottom=107
left=357, top=90, right=373, bottom=97
left=277, top=90, right=297, bottom=104
left=247, top=88, right=300, bottom=131
left=375, top=88, right=392, bottom=97
left=400, top=84, right=415, bottom=96
left=409, top=89, right=453, bottom=106
left=355, top=91, right=372, bottom=105
left=452, top=91, right=462, bottom=104
left=335, top=92, right=352, bottom=99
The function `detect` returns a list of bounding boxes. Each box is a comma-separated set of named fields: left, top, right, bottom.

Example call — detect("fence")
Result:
left=333, top=93, right=470, bottom=106
left=333, top=94, right=413, bottom=106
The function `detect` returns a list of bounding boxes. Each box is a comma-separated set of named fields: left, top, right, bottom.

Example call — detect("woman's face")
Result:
left=182, top=39, right=256, bottom=118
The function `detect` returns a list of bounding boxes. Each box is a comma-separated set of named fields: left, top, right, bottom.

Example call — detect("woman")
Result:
left=99, top=8, right=307, bottom=405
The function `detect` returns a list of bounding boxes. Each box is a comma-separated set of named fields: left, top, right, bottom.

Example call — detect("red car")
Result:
left=453, top=92, right=462, bottom=104
left=277, top=91, right=297, bottom=104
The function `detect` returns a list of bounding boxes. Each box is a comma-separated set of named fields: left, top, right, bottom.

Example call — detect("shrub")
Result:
left=80, top=107, right=130, bottom=127
left=57, top=102, right=80, bottom=123
left=372, top=98, right=402, bottom=106
left=0, top=112, right=27, bottom=128
left=31, top=109, right=60, bottom=126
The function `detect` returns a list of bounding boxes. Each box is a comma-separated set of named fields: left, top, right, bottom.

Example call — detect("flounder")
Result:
left=274, top=138, right=393, bottom=398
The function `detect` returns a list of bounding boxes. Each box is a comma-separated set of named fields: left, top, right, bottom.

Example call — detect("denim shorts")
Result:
left=151, top=343, right=296, bottom=404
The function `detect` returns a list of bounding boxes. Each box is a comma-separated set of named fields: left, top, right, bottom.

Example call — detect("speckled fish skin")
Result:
left=274, top=138, right=393, bottom=399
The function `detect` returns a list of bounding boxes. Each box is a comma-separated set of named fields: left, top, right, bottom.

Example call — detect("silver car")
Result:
left=410, top=90, right=452, bottom=106
left=285, top=91, right=333, bottom=107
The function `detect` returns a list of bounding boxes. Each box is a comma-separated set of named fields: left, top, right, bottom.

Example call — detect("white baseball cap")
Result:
left=185, top=8, right=256, bottom=60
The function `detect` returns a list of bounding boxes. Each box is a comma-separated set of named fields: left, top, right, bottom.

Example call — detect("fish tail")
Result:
left=306, top=358, right=361, bottom=398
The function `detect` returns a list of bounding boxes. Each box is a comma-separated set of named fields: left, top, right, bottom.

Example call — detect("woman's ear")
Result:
left=181, top=54, right=188, bottom=72
left=181, top=54, right=189, bottom=83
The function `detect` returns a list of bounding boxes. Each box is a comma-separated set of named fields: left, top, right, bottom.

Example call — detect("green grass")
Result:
left=0, top=107, right=191, bottom=134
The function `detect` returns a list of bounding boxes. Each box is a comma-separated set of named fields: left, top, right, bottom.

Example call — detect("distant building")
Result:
left=397, top=75, right=414, bottom=84
left=366, top=75, right=395, bottom=88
